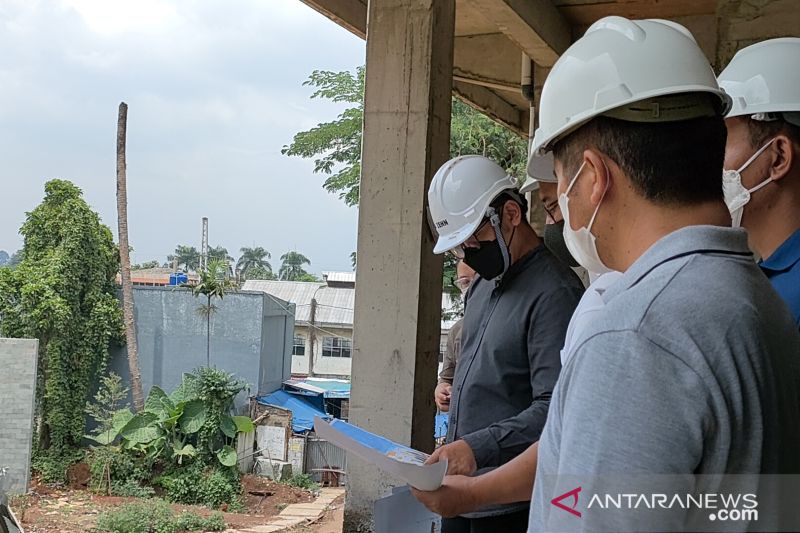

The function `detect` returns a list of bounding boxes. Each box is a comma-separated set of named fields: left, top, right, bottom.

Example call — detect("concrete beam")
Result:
left=344, top=0, right=455, bottom=530
left=557, top=0, right=716, bottom=27
left=300, top=0, right=367, bottom=39
left=715, top=0, right=799, bottom=71
left=465, top=0, right=572, bottom=66
left=453, top=80, right=527, bottom=136
left=454, top=33, right=523, bottom=93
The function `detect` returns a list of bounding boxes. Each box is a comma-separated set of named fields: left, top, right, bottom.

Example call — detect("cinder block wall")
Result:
left=0, top=338, right=39, bottom=494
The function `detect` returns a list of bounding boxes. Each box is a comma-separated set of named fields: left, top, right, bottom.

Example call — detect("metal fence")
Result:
left=305, top=434, right=347, bottom=486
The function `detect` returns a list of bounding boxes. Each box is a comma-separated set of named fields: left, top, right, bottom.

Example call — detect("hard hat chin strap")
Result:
left=487, top=206, right=512, bottom=275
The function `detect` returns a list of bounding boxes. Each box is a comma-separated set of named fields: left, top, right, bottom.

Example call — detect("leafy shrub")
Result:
left=86, top=372, right=130, bottom=439
left=285, top=473, right=319, bottom=491
left=94, top=500, right=225, bottom=533
left=32, top=448, right=84, bottom=484
left=86, top=446, right=149, bottom=490
left=111, top=478, right=156, bottom=498
left=96, top=369, right=254, bottom=470
left=157, top=462, right=241, bottom=509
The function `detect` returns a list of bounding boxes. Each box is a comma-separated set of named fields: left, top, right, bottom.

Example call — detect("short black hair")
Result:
left=746, top=117, right=800, bottom=149
left=553, top=114, right=727, bottom=206
left=491, top=191, right=528, bottom=213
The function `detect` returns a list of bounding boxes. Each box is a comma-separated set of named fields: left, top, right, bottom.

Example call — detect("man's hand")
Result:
left=425, top=439, right=477, bottom=476
left=411, top=475, right=480, bottom=517
left=434, top=383, right=452, bottom=412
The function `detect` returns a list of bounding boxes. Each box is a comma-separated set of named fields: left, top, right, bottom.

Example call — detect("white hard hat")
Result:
left=428, top=155, right=517, bottom=254
left=718, top=38, right=800, bottom=125
left=532, top=17, right=731, bottom=155
left=520, top=151, right=556, bottom=194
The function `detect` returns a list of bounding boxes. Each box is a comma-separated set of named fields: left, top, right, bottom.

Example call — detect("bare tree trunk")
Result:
left=116, top=102, right=144, bottom=411
left=207, top=295, right=211, bottom=367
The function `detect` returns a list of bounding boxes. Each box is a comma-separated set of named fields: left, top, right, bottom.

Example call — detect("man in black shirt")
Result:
left=426, top=155, right=583, bottom=532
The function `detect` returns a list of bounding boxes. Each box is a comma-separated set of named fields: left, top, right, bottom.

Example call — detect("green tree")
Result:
left=190, top=259, right=237, bottom=367
left=207, top=245, right=233, bottom=265
left=279, top=251, right=312, bottom=281
left=0, top=180, right=123, bottom=480
left=282, top=66, right=528, bottom=207
left=169, top=245, right=200, bottom=271
left=132, top=260, right=160, bottom=270
left=236, top=246, right=272, bottom=280
left=3, top=249, right=22, bottom=269
left=282, top=66, right=365, bottom=206
left=244, top=264, right=276, bottom=280
left=207, top=245, right=234, bottom=276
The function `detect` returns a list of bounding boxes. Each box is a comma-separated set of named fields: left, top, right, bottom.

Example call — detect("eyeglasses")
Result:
left=542, top=202, right=559, bottom=223
left=449, top=218, right=492, bottom=259
left=453, top=277, right=472, bottom=291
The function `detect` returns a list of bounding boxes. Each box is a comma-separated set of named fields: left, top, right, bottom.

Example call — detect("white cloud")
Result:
left=0, top=0, right=365, bottom=274
left=60, top=0, right=179, bottom=35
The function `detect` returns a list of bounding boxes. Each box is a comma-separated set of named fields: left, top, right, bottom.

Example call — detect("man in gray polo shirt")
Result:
left=413, top=17, right=800, bottom=532
left=528, top=17, right=800, bottom=532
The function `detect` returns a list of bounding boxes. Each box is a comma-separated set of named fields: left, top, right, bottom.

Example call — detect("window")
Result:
left=292, top=335, right=306, bottom=356
left=322, top=336, right=351, bottom=358
left=439, top=338, right=447, bottom=363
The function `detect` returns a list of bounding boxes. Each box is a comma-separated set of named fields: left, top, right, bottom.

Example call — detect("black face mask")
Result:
left=463, top=238, right=505, bottom=280
left=543, top=220, right=579, bottom=268
left=463, top=219, right=516, bottom=281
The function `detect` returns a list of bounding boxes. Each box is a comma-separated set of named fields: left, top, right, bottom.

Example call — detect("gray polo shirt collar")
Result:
left=602, top=225, right=753, bottom=304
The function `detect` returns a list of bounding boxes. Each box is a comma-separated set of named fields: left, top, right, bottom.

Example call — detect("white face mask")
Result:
left=722, top=138, right=775, bottom=228
left=558, top=161, right=612, bottom=276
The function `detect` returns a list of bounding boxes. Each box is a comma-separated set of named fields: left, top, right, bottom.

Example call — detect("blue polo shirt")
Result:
left=759, top=228, right=800, bottom=327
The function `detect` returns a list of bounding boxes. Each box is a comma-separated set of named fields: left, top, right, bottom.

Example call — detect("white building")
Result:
left=243, top=272, right=457, bottom=379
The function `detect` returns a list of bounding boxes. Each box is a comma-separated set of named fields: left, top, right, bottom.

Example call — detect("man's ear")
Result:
left=769, top=134, right=796, bottom=182
left=583, top=149, right=611, bottom=206
left=503, top=199, right=523, bottom=226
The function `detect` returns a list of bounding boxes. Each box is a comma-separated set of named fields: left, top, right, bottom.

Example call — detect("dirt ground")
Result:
left=286, top=495, right=345, bottom=533
left=13, top=473, right=316, bottom=532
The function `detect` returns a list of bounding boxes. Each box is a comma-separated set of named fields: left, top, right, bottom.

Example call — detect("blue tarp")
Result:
left=256, top=389, right=330, bottom=433
left=435, top=414, right=448, bottom=439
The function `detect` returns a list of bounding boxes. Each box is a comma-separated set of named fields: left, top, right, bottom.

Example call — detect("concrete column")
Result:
left=345, top=0, right=455, bottom=530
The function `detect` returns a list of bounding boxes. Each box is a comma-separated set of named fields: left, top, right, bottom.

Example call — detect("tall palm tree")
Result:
left=208, top=245, right=234, bottom=276
left=169, top=245, right=201, bottom=271
left=279, top=251, right=312, bottom=281
left=116, top=102, right=144, bottom=411
left=236, top=246, right=272, bottom=280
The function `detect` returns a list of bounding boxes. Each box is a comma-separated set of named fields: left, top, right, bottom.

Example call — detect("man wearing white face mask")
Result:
left=719, top=37, right=800, bottom=326
left=414, top=20, right=800, bottom=531
left=521, top=153, right=624, bottom=363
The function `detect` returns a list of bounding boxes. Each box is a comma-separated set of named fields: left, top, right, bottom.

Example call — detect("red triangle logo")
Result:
left=551, top=486, right=582, bottom=518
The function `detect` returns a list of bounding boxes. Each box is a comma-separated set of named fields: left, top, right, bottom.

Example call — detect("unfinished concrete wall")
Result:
left=109, top=287, right=293, bottom=412
left=0, top=338, right=38, bottom=494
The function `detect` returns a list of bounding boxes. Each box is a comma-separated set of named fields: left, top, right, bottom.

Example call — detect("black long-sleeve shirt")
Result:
left=446, top=244, right=583, bottom=517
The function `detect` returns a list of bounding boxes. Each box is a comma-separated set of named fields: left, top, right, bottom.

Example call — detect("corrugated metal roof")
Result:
left=243, top=280, right=458, bottom=330
left=322, top=271, right=356, bottom=283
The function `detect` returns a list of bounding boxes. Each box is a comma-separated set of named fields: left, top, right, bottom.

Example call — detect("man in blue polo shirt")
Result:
left=719, top=38, right=800, bottom=326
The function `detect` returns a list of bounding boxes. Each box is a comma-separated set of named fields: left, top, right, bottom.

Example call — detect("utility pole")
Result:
left=308, top=296, right=317, bottom=377
left=200, top=216, right=208, bottom=272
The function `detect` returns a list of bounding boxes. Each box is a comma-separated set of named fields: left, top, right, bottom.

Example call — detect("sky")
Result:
left=0, top=0, right=365, bottom=274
